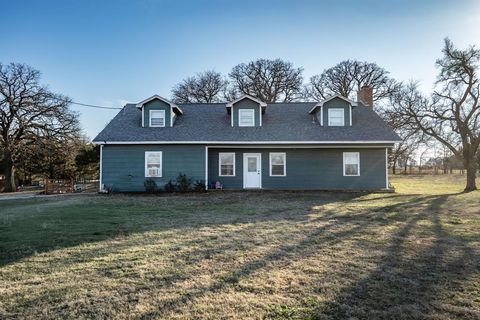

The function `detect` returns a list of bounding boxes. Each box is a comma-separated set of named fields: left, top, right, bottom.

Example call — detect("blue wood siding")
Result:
left=208, top=148, right=387, bottom=190
left=102, top=145, right=205, bottom=192
left=232, top=98, right=261, bottom=126
left=143, top=99, right=172, bottom=127
left=316, top=97, right=352, bottom=126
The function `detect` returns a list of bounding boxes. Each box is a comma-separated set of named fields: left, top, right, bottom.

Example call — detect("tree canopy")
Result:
left=0, top=63, right=80, bottom=191
left=171, top=70, right=228, bottom=104
left=304, top=60, right=400, bottom=104
left=391, top=39, right=480, bottom=191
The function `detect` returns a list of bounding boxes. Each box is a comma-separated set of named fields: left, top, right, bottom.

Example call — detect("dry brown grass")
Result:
left=0, top=174, right=479, bottom=319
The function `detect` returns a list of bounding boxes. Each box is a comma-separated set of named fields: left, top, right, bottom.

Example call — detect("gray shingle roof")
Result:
left=93, top=102, right=400, bottom=143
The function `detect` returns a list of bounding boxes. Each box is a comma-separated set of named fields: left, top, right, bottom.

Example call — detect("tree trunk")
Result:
left=392, top=158, right=397, bottom=175
left=464, top=158, right=477, bottom=192
left=2, top=153, right=16, bottom=192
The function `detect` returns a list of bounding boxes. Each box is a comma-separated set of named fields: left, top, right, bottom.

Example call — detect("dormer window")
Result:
left=328, top=109, right=344, bottom=126
left=150, top=110, right=165, bottom=127
left=308, top=95, right=354, bottom=126
left=239, top=109, right=255, bottom=127
left=226, top=94, right=266, bottom=127
left=137, top=95, right=183, bottom=127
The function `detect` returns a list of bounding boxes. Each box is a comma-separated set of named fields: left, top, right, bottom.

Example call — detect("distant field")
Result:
left=1, top=174, right=479, bottom=319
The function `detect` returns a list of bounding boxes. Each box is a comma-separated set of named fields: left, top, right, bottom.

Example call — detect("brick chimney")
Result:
left=357, top=85, right=373, bottom=107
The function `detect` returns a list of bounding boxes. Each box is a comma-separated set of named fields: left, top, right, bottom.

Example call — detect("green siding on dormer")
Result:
left=143, top=99, right=172, bottom=127
left=231, top=98, right=261, bottom=126
left=315, top=97, right=352, bottom=126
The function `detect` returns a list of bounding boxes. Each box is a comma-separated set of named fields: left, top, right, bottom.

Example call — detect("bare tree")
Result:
left=380, top=84, right=427, bottom=174
left=229, top=59, right=304, bottom=102
left=171, top=70, right=228, bottom=104
left=394, top=39, right=480, bottom=191
left=305, top=60, right=400, bottom=104
left=0, top=63, right=80, bottom=192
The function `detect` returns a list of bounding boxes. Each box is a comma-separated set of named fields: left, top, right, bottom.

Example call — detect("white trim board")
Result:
left=385, top=147, right=389, bottom=189
left=207, top=145, right=394, bottom=149
left=226, top=94, right=267, bottom=107
left=309, top=94, right=356, bottom=114
left=136, top=94, right=183, bottom=114
left=99, top=145, right=104, bottom=192
left=94, top=140, right=400, bottom=145
left=205, top=146, right=209, bottom=190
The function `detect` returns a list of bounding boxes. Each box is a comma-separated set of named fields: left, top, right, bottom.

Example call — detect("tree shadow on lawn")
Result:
left=0, top=191, right=365, bottom=267
left=134, top=193, right=461, bottom=318
left=302, top=192, right=480, bottom=319
left=4, top=192, right=475, bottom=319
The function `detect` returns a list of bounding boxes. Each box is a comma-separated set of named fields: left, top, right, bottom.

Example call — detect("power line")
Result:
left=70, top=101, right=123, bottom=110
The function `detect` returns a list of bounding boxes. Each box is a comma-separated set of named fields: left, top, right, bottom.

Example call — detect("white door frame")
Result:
left=243, top=153, right=262, bottom=189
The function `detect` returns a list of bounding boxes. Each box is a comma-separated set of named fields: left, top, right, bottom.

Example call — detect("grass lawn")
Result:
left=0, top=175, right=479, bottom=319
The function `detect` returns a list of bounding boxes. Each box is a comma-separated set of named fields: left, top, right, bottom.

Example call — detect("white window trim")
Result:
left=238, top=109, right=255, bottom=127
left=149, top=110, right=166, bottom=127
left=349, top=105, right=352, bottom=126
left=385, top=147, right=389, bottom=189
left=219, top=152, right=235, bottom=177
left=145, top=151, right=163, bottom=177
left=269, top=152, right=286, bottom=177
left=343, top=152, right=360, bottom=176
left=328, top=108, right=345, bottom=126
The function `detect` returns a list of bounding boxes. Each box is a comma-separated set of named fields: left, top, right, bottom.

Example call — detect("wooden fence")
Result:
left=45, top=179, right=74, bottom=194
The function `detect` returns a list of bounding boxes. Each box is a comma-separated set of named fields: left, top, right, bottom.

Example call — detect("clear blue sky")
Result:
left=1, top=0, right=479, bottom=139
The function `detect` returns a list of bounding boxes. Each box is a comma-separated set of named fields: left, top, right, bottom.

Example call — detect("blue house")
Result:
left=93, top=86, right=400, bottom=191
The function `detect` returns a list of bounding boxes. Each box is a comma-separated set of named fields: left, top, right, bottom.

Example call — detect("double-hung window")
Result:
left=150, top=110, right=166, bottom=127
left=145, top=151, right=162, bottom=177
left=328, top=108, right=344, bottom=126
left=270, top=152, right=286, bottom=176
left=343, top=152, right=360, bottom=176
left=239, top=109, right=255, bottom=127
left=219, top=152, right=235, bottom=176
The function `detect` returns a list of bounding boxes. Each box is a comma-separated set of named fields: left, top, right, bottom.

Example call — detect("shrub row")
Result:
left=144, top=173, right=205, bottom=193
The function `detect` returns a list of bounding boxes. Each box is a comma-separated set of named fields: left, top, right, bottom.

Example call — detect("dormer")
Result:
left=226, top=94, right=267, bottom=127
left=136, top=95, right=183, bottom=127
left=309, top=95, right=356, bottom=126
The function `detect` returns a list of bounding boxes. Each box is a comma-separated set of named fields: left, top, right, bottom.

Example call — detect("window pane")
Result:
left=271, top=153, right=284, bottom=165
left=345, top=164, right=358, bottom=175
left=271, top=164, right=284, bottom=175
left=221, top=165, right=234, bottom=176
left=247, top=157, right=257, bottom=172
left=329, top=109, right=344, bottom=126
left=345, top=154, right=358, bottom=165
left=147, top=153, right=161, bottom=164
left=270, top=153, right=285, bottom=176
left=151, top=118, right=164, bottom=126
left=239, top=110, right=254, bottom=126
left=219, top=153, right=234, bottom=176
left=344, top=153, right=359, bottom=176
left=151, top=111, right=165, bottom=126
left=146, top=152, right=161, bottom=177
left=220, top=153, right=234, bottom=165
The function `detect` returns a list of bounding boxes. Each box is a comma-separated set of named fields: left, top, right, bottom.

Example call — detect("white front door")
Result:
left=243, top=153, right=261, bottom=188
